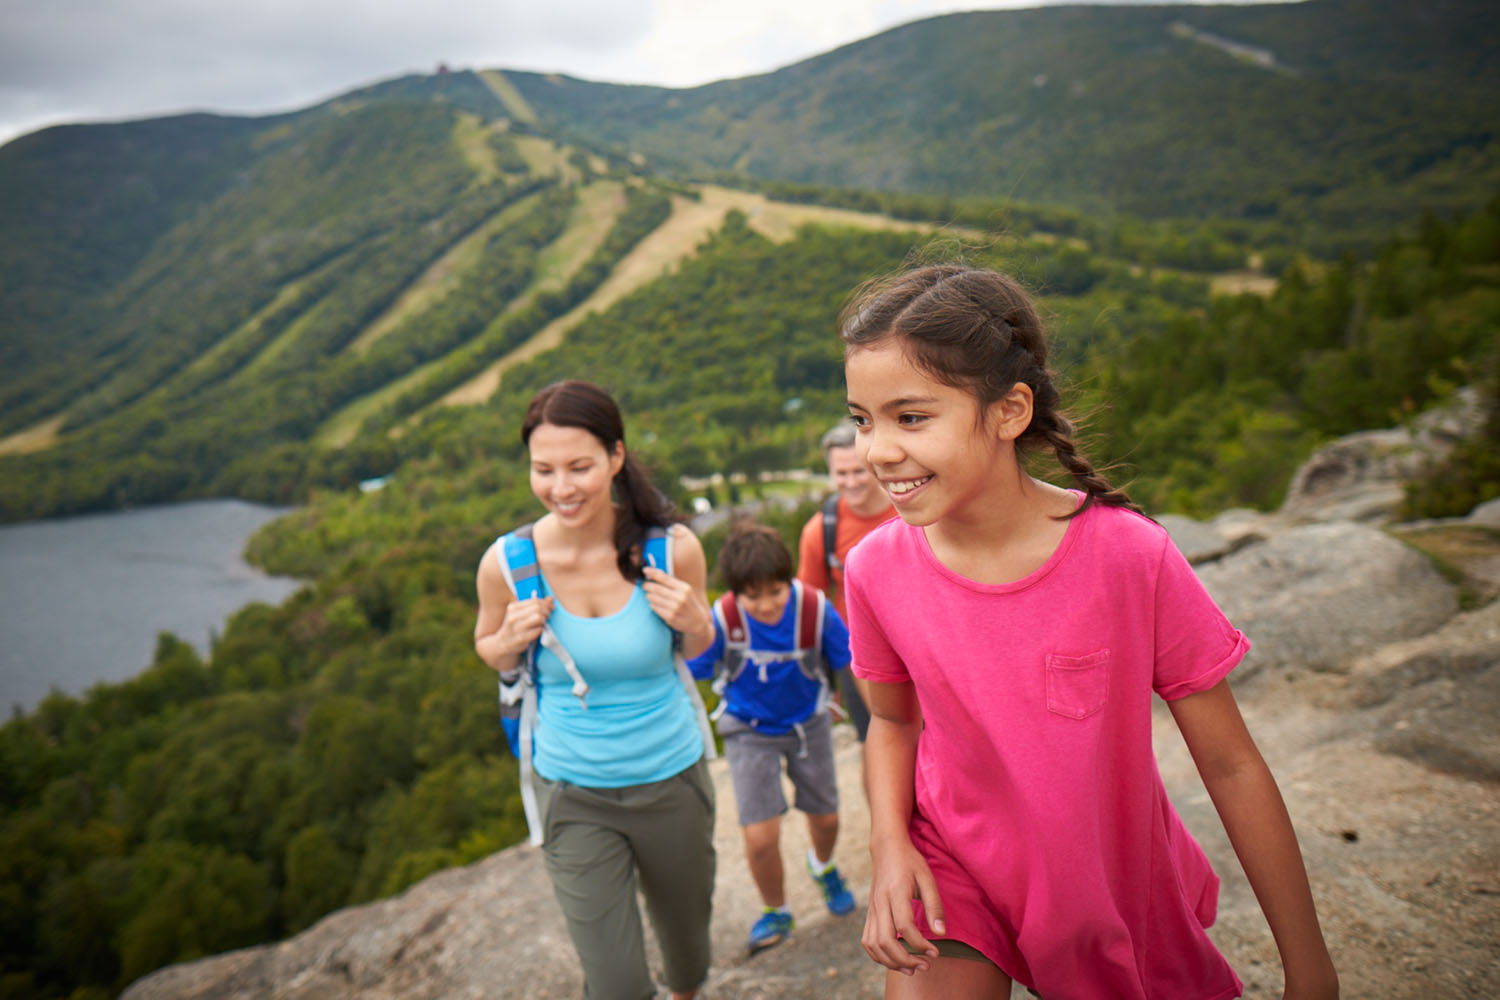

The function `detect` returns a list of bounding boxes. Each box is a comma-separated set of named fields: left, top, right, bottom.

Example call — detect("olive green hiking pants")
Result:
left=536, top=758, right=717, bottom=1000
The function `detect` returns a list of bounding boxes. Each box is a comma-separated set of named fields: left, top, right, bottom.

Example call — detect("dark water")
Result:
left=0, top=499, right=303, bottom=714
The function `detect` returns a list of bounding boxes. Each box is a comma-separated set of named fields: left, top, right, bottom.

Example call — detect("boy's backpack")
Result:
left=711, top=580, right=833, bottom=719
left=496, top=521, right=717, bottom=846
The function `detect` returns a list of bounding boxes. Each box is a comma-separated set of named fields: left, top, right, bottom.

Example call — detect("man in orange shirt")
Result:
left=796, top=423, right=894, bottom=768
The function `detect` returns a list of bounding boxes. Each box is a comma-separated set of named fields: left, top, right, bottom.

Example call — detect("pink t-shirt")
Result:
left=847, top=502, right=1250, bottom=1000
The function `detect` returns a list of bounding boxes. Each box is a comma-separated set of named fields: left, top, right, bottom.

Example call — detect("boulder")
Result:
left=1344, top=600, right=1500, bottom=708
left=1278, top=388, right=1481, bottom=525
left=1375, top=661, right=1500, bottom=783
left=1470, top=496, right=1500, bottom=530
left=120, top=846, right=580, bottom=1000
left=1158, top=513, right=1238, bottom=564
left=1195, top=521, right=1458, bottom=678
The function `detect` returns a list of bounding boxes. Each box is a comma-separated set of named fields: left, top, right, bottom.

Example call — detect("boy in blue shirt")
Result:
left=688, top=521, right=856, bottom=956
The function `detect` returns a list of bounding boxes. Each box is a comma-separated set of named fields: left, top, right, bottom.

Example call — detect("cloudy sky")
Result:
left=0, top=0, right=1273, bottom=147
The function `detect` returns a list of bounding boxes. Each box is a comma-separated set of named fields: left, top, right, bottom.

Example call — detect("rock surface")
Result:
left=122, top=417, right=1500, bottom=1000
left=1277, top=387, right=1482, bottom=525
left=1195, top=521, right=1458, bottom=678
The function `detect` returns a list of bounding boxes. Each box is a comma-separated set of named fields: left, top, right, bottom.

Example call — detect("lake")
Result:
left=0, top=499, right=303, bottom=714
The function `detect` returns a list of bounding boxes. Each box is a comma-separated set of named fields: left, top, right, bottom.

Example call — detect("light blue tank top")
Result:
left=531, top=581, right=703, bottom=787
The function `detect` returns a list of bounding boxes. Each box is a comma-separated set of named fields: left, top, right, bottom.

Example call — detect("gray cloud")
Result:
left=0, top=0, right=653, bottom=143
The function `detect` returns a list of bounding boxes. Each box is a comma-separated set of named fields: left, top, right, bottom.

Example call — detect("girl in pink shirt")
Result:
left=840, top=264, right=1338, bottom=1000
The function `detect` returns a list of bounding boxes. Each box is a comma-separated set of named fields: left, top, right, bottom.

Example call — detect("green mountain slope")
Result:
left=0, top=114, right=273, bottom=385
left=503, top=0, right=1498, bottom=243
left=1, top=2, right=1496, bottom=524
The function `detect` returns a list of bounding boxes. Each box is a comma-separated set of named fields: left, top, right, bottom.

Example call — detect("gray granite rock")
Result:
left=1469, top=496, right=1500, bottom=529
left=1195, top=521, right=1458, bottom=678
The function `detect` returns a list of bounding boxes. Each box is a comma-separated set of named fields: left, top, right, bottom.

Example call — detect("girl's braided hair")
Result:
left=839, top=264, right=1141, bottom=518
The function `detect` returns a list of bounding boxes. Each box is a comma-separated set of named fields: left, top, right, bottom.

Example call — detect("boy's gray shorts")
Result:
left=720, top=710, right=839, bottom=826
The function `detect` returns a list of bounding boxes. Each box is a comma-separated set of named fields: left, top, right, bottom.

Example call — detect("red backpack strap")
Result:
left=793, top=580, right=823, bottom=652
left=718, top=592, right=749, bottom=647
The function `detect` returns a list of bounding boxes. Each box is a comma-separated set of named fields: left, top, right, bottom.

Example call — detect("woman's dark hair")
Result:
left=718, top=520, right=794, bottom=594
left=839, top=264, right=1140, bottom=518
left=521, top=379, right=681, bottom=580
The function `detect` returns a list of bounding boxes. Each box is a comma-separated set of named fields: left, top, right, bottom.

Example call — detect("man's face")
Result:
left=828, top=444, right=887, bottom=516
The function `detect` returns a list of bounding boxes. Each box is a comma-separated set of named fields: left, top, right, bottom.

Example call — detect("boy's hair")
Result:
left=719, top=521, right=794, bottom=593
left=820, top=422, right=856, bottom=460
left=838, top=263, right=1141, bottom=518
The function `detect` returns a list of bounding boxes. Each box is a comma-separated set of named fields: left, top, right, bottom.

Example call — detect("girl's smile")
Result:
left=885, top=475, right=933, bottom=496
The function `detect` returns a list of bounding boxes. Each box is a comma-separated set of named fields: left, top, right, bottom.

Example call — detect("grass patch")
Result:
left=478, top=70, right=536, bottom=125
left=0, top=414, right=65, bottom=456
left=345, top=190, right=544, bottom=355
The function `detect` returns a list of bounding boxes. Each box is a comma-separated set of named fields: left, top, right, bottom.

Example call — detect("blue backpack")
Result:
left=495, top=521, right=717, bottom=845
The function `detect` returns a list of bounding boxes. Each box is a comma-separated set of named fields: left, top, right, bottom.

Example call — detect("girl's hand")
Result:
left=641, top=566, right=712, bottom=637
left=862, top=834, right=946, bottom=975
left=492, top=596, right=554, bottom=662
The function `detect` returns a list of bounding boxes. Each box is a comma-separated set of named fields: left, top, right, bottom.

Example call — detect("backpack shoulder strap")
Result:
left=717, top=591, right=749, bottom=649
left=791, top=580, right=824, bottom=652
left=642, top=524, right=672, bottom=575
left=643, top=523, right=720, bottom=762
left=821, top=494, right=842, bottom=572
left=498, top=521, right=544, bottom=600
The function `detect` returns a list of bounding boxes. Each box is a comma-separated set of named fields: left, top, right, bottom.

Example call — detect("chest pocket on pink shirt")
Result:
left=1045, top=649, right=1110, bottom=719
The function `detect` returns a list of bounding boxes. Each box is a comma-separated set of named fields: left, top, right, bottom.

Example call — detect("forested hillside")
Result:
left=1, top=2, right=1498, bottom=997
left=3, top=0, right=1496, bottom=523
left=506, top=0, right=1499, bottom=250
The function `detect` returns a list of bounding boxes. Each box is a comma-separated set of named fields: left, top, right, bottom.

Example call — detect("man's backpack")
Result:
left=711, top=580, right=833, bottom=719
left=820, top=493, right=841, bottom=576
left=495, top=522, right=716, bottom=846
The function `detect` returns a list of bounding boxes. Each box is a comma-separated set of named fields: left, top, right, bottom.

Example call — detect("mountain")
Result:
left=0, top=0, right=1496, bottom=527
left=503, top=0, right=1499, bottom=240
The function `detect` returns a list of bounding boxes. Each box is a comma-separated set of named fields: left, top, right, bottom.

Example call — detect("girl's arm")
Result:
left=861, top=678, right=944, bottom=976
left=641, top=523, right=716, bottom=659
left=1169, top=680, right=1339, bottom=1000
left=473, top=544, right=554, bottom=672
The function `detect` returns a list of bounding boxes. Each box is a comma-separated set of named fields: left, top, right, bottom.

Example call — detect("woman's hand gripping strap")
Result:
left=645, top=526, right=719, bottom=761
left=497, top=526, right=581, bottom=846
left=500, top=528, right=589, bottom=706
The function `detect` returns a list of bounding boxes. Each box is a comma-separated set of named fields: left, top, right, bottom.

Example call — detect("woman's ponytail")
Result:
left=610, top=454, right=681, bottom=580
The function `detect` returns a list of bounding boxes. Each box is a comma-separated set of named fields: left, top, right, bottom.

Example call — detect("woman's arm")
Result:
left=473, top=544, right=554, bottom=673
left=641, top=524, right=716, bottom=659
left=1169, top=680, right=1339, bottom=999
left=861, top=678, right=943, bottom=976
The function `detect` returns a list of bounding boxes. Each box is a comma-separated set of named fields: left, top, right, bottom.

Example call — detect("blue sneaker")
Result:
left=746, top=908, right=794, bottom=955
left=808, top=857, right=855, bottom=916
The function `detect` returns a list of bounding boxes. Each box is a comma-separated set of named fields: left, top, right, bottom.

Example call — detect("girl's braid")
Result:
left=1028, top=403, right=1144, bottom=517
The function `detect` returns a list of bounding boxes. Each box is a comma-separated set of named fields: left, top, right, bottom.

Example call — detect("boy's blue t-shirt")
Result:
left=687, top=586, right=851, bottom=734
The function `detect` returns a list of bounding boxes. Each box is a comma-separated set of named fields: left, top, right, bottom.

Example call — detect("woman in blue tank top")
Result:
left=473, top=379, right=717, bottom=1000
